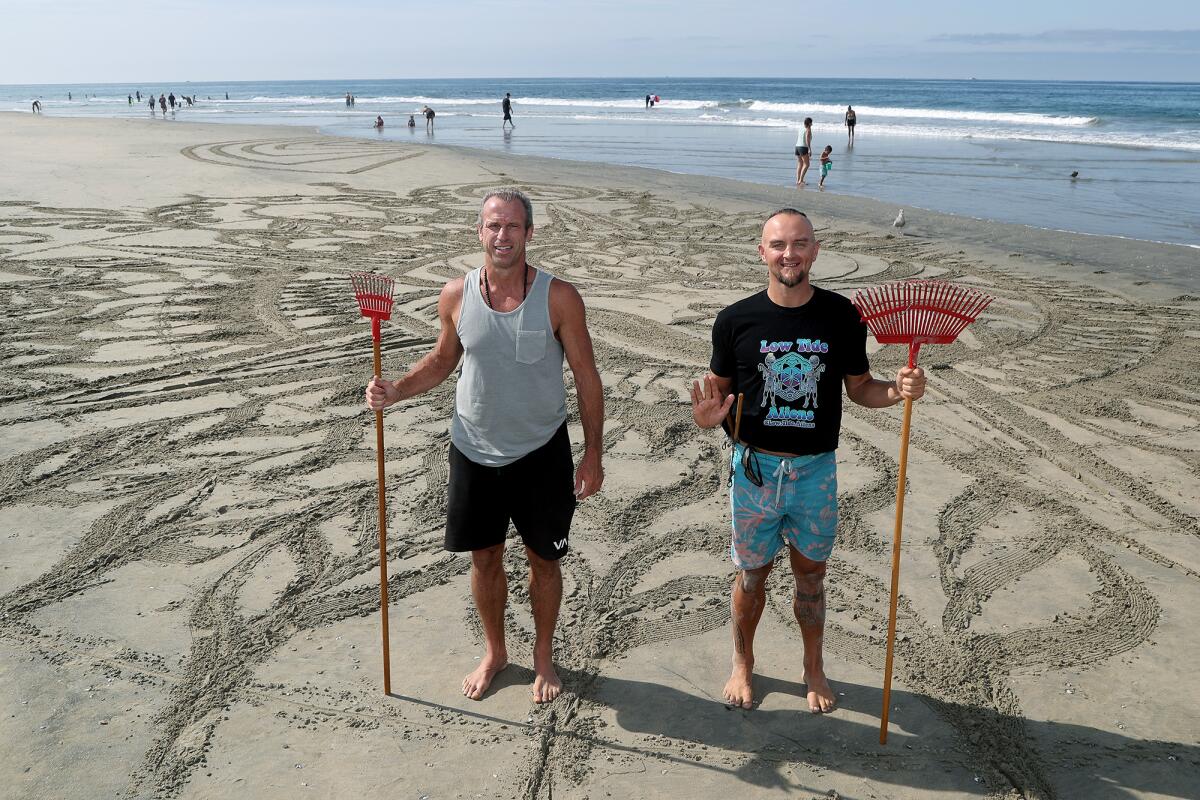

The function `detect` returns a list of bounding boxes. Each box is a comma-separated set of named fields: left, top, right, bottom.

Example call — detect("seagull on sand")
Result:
left=893, top=209, right=905, bottom=228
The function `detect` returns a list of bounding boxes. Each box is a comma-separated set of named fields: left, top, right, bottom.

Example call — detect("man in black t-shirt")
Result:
left=690, top=208, right=925, bottom=713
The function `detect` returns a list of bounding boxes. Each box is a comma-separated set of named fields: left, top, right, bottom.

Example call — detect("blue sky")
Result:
left=2, top=0, right=1197, bottom=83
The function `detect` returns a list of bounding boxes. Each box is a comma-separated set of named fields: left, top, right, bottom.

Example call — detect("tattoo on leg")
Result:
left=793, top=585, right=826, bottom=627
left=734, top=625, right=746, bottom=655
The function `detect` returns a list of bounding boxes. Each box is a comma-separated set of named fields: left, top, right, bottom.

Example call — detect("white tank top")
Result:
left=450, top=267, right=568, bottom=466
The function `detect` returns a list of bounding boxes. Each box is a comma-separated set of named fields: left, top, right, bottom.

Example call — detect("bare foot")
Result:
left=803, top=666, right=836, bottom=713
left=723, top=661, right=755, bottom=709
left=531, top=654, right=561, bottom=703
left=462, top=654, right=508, bottom=701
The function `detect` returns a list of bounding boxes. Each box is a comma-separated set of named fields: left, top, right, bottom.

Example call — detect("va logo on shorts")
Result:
left=553, top=538, right=568, bottom=550
left=758, top=352, right=827, bottom=408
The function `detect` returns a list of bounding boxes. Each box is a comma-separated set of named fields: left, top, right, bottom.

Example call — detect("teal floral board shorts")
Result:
left=729, top=444, right=838, bottom=570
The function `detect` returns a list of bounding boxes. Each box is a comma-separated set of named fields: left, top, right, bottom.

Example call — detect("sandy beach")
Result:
left=1, top=112, right=1198, bottom=800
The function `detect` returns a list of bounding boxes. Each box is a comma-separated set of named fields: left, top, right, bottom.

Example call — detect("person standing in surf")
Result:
left=502, top=92, right=515, bottom=129
left=796, top=118, right=813, bottom=185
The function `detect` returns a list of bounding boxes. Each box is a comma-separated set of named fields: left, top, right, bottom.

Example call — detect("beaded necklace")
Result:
left=482, top=262, right=529, bottom=310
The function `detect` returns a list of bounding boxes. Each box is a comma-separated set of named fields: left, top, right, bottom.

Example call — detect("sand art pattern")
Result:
left=1, top=135, right=1198, bottom=799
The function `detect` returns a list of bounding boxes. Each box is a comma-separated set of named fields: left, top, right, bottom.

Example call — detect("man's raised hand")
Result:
left=690, top=374, right=735, bottom=429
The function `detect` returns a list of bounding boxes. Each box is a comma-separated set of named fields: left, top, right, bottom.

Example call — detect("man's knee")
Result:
left=471, top=543, right=505, bottom=574
left=739, top=563, right=773, bottom=593
left=789, top=546, right=828, bottom=581
left=793, top=560, right=827, bottom=586
left=525, top=547, right=562, bottom=579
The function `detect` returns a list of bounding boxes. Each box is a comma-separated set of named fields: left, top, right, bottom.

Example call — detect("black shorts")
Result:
left=796, top=146, right=810, bottom=157
left=847, top=120, right=856, bottom=127
left=445, top=422, right=576, bottom=561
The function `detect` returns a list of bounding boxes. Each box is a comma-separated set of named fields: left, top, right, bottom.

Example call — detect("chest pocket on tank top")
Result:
left=515, top=329, right=547, bottom=364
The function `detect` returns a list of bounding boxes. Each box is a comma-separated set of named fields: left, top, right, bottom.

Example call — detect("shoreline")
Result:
left=4, top=111, right=1197, bottom=298
left=1, top=110, right=1198, bottom=800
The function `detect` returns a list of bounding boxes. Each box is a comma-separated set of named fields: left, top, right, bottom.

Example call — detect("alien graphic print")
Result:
left=710, top=287, right=869, bottom=456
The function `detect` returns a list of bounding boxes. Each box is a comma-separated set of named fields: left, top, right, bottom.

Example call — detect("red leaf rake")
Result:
left=852, top=279, right=993, bottom=744
left=352, top=272, right=397, bottom=694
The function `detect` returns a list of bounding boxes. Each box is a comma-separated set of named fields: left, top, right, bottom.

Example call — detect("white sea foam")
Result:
left=566, top=111, right=1200, bottom=150
left=743, top=100, right=1097, bottom=126
left=246, top=94, right=719, bottom=110
left=852, top=122, right=1200, bottom=151
left=240, top=94, right=1096, bottom=127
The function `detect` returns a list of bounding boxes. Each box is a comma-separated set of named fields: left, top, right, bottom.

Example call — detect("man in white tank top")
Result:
left=365, top=189, right=605, bottom=704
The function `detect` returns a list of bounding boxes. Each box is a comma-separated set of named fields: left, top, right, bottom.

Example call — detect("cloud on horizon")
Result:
left=929, top=29, right=1200, bottom=53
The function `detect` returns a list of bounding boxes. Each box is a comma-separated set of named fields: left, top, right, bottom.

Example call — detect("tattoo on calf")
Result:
left=734, top=624, right=746, bottom=655
left=793, top=586, right=826, bottom=627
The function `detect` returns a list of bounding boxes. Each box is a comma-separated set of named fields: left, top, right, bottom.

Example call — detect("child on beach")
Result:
left=819, top=146, right=833, bottom=188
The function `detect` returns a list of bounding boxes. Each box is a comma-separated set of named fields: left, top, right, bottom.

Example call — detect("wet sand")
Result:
left=1, top=112, right=1198, bottom=800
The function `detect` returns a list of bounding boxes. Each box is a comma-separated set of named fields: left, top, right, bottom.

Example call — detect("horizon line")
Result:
left=3, top=76, right=1199, bottom=88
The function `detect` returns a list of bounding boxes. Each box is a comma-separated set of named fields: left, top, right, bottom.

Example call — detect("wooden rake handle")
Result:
left=372, top=338, right=392, bottom=695
left=880, top=344, right=920, bottom=744
left=879, top=396, right=912, bottom=743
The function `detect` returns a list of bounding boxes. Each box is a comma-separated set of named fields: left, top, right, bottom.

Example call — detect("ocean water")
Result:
left=5, top=77, right=1199, bottom=247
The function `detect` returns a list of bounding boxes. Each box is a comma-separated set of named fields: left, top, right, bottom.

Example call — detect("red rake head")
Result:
left=351, top=272, right=395, bottom=342
left=852, top=279, right=993, bottom=366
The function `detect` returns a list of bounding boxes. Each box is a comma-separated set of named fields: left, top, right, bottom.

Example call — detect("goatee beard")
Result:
left=776, top=271, right=805, bottom=288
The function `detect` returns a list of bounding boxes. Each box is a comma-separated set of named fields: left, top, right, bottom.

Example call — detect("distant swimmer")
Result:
left=502, top=92, right=514, bottom=129
left=225, top=92, right=229, bottom=100
left=645, top=94, right=651, bottom=108
left=1070, top=171, right=1079, bottom=180
left=845, top=105, right=856, bottom=145
left=374, top=115, right=385, bottom=129
left=68, top=92, right=72, bottom=101
left=408, top=114, right=416, bottom=128
left=148, top=96, right=155, bottom=112
left=31, top=100, right=42, bottom=113
left=819, top=145, right=833, bottom=188
left=128, top=94, right=133, bottom=105
left=168, top=93, right=176, bottom=109
left=422, top=105, right=435, bottom=130
left=796, top=117, right=813, bottom=185
left=136, top=90, right=141, bottom=101
left=159, top=94, right=167, bottom=116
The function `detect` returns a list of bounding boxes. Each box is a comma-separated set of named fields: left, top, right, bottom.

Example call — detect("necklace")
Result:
left=482, top=262, right=529, bottom=310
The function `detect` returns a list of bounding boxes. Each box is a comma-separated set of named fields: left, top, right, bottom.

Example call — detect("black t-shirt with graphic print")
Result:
left=710, top=287, right=869, bottom=456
